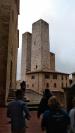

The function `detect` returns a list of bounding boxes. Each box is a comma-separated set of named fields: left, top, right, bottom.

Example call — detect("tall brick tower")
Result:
left=0, top=0, right=19, bottom=106
left=31, top=19, right=50, bottom=72
left=21, top=32, right=32, bottom=81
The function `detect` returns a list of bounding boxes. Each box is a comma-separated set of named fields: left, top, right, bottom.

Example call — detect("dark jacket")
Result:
left=7, top=99, right=30, bottom=130
left=37, top=89, right=53, bottom=118
left=41, top=107, right=70, bottom=133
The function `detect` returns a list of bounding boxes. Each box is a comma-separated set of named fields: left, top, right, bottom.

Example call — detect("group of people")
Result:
left=7, top=81, right=75, bottom=133
left=37, top=89, right=70, bottom=133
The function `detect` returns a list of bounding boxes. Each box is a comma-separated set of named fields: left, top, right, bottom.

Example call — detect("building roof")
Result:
left=71, top=72, right=75, bottom=75
left=32, top=19, right=49, bottom=26
left=26, top=70, right=69, bottom=75
left=50, top=52, right=55, bottom=55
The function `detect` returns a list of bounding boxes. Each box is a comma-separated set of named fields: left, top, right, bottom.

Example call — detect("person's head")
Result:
left=44, top=89, right=52, bottom=98
left=20, top=81, right=26, bottom=92
left=15, top=89, right=23, bottom=99
left=48, top=96, right=60, bottom=110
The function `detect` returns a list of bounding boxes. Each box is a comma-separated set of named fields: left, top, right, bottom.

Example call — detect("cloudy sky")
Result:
left=17, top=0, right=75, bottom=80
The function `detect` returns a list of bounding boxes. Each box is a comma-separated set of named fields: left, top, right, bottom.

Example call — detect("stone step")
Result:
left=7, top=89, right=16, bottom=102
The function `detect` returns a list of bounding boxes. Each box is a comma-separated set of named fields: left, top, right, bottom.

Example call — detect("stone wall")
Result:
left=25, top=72, right=69, bottom=105
left=0, top=0, right=19, bottom=105
left=31, top=19, right=50, bottom=72
left=0, top=0, right=10, bottom=105
left=26, top=72, right=69, bottom=93
left=21, top=32, right=32, bottom=81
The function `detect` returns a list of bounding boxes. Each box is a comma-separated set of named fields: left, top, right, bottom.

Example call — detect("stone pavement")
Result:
left=0, top=108, right=44, bottom=133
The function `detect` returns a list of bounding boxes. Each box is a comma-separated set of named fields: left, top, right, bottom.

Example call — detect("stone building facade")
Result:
left=72, top=72, right=75, bottom=82
left=0, top=0, right=19, bottom=105
left=21, top=19, right=70, bottom=105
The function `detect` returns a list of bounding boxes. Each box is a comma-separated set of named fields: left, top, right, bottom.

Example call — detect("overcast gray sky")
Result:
left=17, top=0, right=75, bottom=80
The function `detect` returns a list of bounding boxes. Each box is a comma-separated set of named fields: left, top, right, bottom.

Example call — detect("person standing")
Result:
left=41, top=96, right=70, bottom=133
left=7, top=89, right=30, bottom=133
left=20, top=81, right=26, bottom=93
left=37, top=89, right=53, bottom=118
left=20, top=81, right=27, bottom=101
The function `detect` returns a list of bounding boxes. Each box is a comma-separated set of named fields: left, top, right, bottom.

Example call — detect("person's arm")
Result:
left=62, top=109, right=70, bottom=130
left=41, top=110, right=50, bottom=131
left=37, top=98, right=45, bottom=118
left=7, top=105, right=11, bottom=118
left=37, top=104, right=42, bottom=118
left=6, top=104, right=12, bottom=124
left=41, top=113, right=47, bottom=131
left=23, top=103, right=31, bottom=120
left=69, top=109, right=74, bottom=131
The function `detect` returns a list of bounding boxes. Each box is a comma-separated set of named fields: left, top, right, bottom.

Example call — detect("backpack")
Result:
left=47, top=109, right=69, bottom=133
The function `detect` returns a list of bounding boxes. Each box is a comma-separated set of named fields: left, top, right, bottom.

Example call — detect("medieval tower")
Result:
left=31, top=19, right=50, bottom=72
left=21, top=19, right=55, bottom=81
left=21, top=32, right=32, bottom=81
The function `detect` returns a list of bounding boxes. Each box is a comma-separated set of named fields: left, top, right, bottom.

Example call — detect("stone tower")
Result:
left=0, top=0, right=19, bottom=105
left=31, top=19, right=50, bottom=72
left=21, top=32, right=32, bottom=81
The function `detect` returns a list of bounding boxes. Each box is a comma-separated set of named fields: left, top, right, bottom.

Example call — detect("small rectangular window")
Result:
left=45, top=74, right=50, bottom=79
left=46, top=83, right=49, bottom=88
left=66, top=83, right=67, bottom=87
left=61, top=75, right=63, bottom=80
left=62, top=83, right=63, bottom=89
left=53, top=74, right=57, bottom=79
left=31, top=75, right=35, bottom=79
left=66, top=75, right=67, bottom=80
left=32, top=84, right=34, bottom=87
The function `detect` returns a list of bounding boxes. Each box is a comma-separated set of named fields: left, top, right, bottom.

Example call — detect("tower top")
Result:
left=22, top=32, right=32, bottom=36
left=32, top=19, right=49, bottom=26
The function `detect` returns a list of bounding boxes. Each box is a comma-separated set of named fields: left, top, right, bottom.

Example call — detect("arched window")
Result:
left=54, top=83, right=56, bottom=88
left=46, top=83, right=49, bottom=88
